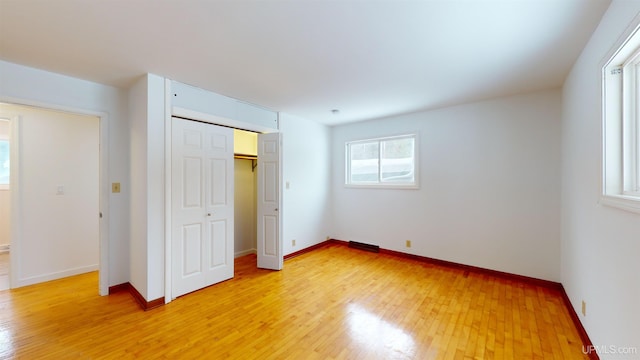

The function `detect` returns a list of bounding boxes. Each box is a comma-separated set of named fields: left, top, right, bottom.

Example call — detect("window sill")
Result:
left=600, top=194, right=640, bottom=214
left=344, top=184, right=419, bottom=190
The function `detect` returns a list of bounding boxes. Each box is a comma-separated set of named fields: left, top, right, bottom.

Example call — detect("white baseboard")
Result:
left=14, top=264, right=99, bottom=288
left=234, top=248, right=256, bottom=258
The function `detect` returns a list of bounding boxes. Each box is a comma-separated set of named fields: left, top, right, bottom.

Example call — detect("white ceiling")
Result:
left=0, top=0, right=611, bottom=126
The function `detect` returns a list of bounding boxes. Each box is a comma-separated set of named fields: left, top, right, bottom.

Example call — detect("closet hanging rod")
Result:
left=234, top=154, right=257, bottom=160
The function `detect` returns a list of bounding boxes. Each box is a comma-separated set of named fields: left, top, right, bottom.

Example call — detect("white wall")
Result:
left=280, top=113, right=333, bottom=255
left=129, top=74, right=165, bottom=301
left=561, top=1, right=640, bottom=356
left=0, top=120, right=9, bottom=246
left=331, top=90, right=562, bottom=281
left=234, top=159, right=257, bottom=257
left=0, top=60, right=130, bottom=288
left=0, top=103, right=99, bottom=285
left=129, top=76, right=149, bottom=298
left=234, top=129, right=258, bottom=156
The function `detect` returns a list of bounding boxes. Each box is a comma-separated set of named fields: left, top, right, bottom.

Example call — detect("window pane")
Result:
left=380, top=137, right=414, bottom=183
left=350, top=141, right=379, bottom=182
left=0, top=140, right=9, bottom=185
left=637, top=64, right=640, bottom=192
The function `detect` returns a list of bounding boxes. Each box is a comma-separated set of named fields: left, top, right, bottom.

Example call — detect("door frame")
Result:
left=164, top=80, right=282, bottom=302
left=0, top=97, right=109, bottom=295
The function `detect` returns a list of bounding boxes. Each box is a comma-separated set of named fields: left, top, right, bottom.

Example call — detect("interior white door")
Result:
left=172, top=117, right=234, bottom=298
left=257, top=132, right=282, bottom=270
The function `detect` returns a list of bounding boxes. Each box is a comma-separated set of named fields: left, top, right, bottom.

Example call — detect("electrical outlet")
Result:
left=406, top=240, right=411, bottom=248
left=112, top=182, right=121, bottom=193
left=292, top=239, right=296, bottom=246
left=582, top=300, right=586, bottom=316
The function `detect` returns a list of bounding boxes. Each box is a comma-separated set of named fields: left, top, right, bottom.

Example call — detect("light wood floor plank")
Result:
left=0, top=243, right=588, bottom=359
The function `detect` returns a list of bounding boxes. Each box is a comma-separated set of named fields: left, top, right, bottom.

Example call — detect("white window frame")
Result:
left=345, top=133, right=419, bottom=189
left=0, top=119, right=9, bottom=190
left=601, top=16, right=640, bottom=214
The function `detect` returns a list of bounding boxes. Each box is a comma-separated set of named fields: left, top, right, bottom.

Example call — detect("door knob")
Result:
left=274, top=208, right=278, bottom=212
left=207, top=213, right=212, bottom=216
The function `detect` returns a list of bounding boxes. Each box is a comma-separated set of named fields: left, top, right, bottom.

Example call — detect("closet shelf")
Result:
left=234, top=154, right=257, bottom=160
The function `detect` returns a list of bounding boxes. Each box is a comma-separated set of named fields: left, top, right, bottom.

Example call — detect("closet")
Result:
left=158, top=78, right=282, bottom=302
left=233, top=129, right=258, bottom=258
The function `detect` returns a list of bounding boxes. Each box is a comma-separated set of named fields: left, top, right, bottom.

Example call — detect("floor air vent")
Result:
left=348, top=241, right=380, bottom=253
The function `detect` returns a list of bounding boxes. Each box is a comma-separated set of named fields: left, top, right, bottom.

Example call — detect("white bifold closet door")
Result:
left=257, top=132, right=282, bottom=270
left=171, top=117, right=234, bottom=298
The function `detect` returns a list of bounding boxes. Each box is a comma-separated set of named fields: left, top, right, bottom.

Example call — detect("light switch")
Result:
left=56, top=186, right=64, bottom=195
left=286, top=181, right=290, bottom=189
left=112, top=182, right=121, bottom=193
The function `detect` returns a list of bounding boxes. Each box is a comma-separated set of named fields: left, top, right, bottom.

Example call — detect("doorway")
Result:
left=0, top=103, right=102, bottom=291
left=232, top=129, right=282, bottom=268
left=0, top=118, right=10, bottom=290
left=234, top=129, right=258, bottom=259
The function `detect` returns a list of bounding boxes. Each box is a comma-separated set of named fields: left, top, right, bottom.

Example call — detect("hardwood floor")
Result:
left=0, top=243, right=588, bottom=359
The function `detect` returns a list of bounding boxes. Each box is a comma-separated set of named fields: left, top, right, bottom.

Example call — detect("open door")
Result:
left=257, top=132, right=282, bottom=270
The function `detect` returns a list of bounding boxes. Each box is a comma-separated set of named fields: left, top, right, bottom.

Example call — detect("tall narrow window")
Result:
left=602, top=20, right=640, bottom=213
left=0, top=119, right=9, bottom=189
left=0, top=140, right=8, bottom=186
left=346, top=134, right=418, bottom=188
